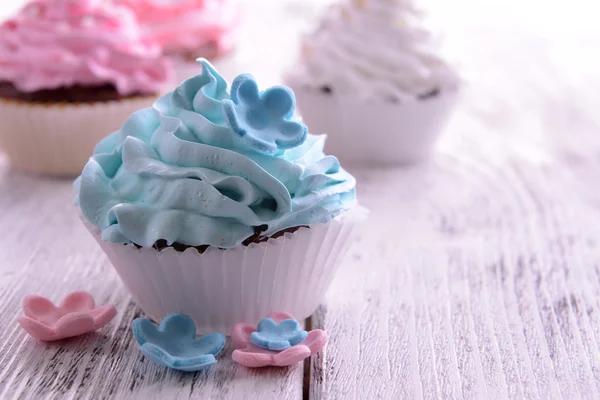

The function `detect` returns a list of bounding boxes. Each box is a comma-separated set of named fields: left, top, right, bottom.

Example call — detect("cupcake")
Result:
left=285, top=0, right=460, bottom=165
left=75, top=59, right=367, bottom=333
left=0, top=0, right=172, bottom=176
left=117, top=0, right=242, bottom=82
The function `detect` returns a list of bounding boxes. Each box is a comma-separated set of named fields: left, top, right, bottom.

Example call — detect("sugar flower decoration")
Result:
left=223, top=74, right=308, bottom=155
left=232, top=312, right=328, bottom=368
left=18, top=291, right=117, bottom=342
left=132, top=313, right=226, bottom=372
left=250, top=317, right=308, bottom=351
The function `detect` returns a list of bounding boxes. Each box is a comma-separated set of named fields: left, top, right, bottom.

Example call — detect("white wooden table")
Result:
left=2, top=0, right=600, bottom=398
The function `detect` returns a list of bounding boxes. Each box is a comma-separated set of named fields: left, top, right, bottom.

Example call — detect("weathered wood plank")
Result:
left=309, top=0, right=600, bottom=398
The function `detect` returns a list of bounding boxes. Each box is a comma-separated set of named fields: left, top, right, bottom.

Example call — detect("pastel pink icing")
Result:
left=0, top=0, right=172, bottom=95
left=117, top=0, right=241, bottom=55
left=18, top=291, right=117, bottom=342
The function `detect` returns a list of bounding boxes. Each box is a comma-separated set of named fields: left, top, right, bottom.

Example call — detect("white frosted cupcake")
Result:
left=0, top=0, right=172, bottom=176
left=285, top=0, right=460, bottom=165
left=76, top=59, right=367, bottom=334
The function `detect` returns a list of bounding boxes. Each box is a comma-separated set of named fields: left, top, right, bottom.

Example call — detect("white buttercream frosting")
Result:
left=288, top=0, right=459, bottom=102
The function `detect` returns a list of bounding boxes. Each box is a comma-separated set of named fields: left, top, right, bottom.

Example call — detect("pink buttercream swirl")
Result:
left=0, top=0, right=172, bottom=95
left=118, top=0, right=241, bottom=55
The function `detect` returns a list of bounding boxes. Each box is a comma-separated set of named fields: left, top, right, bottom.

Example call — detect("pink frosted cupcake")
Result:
left=117, top=0, right=242, bottom=82
left=0, top=0, right=172, bottom=176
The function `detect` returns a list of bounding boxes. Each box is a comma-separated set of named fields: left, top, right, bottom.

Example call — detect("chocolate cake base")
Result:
left=0, top=81, right=147, bottom=104
left=315, top=84, right=441, bottom=103
left=139, top=225, right=308, bottom=254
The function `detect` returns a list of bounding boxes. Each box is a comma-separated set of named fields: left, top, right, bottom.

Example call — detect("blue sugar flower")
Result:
left=223, top=74, right=308, bottom=155
left=250, top=317, right=308, bottom=351
left=132, top=313, right=225, bottom=372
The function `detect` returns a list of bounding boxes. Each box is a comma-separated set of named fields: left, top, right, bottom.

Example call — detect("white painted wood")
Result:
left=3, top=0, right=600, bottom=398
left=310, top=0, right=600, bottom=399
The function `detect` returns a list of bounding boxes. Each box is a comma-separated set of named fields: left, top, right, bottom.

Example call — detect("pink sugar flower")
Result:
left=18, top=291, right=117, bottom=341
left=232, top=312, right=328, bottom=368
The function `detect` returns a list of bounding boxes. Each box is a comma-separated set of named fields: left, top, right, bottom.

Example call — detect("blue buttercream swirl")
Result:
left=75, top=59, right=356, bottom=248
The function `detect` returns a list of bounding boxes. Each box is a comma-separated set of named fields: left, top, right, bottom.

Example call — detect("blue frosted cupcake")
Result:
left=75, top=60, right=367, bottom=333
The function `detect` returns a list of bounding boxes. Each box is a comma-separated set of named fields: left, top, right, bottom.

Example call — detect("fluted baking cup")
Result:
left=290, top=88, right=459, bottom=166
left=0, top=96, right=157, bottom=176
left=82, top=206, right=368, bottom=334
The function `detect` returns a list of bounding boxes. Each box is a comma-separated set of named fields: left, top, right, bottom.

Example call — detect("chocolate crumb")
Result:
left=133, top=225, right=309, bottom=253
left=418, top=88, right=440, bottom=100
left=320, top=85, right=333, bottom=95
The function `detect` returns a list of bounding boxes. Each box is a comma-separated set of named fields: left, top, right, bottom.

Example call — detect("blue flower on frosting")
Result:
left=223, top=74, right=308, bottom=155
left=249, top=317, right=308, bottom=351
left=132, top=313, right=226, bottom=372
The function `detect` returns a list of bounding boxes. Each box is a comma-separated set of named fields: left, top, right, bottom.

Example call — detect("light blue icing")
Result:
left=75, top=59, right=356, bottom=248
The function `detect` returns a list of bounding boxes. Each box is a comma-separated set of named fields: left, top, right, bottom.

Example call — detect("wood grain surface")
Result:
left=2, top=0, right=600, bottom=398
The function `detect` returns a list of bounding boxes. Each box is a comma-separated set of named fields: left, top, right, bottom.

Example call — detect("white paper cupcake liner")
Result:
left=82, top=206, right=368, bottom=334
left=288, top=86, right=459, bottom=166
left=0, top=96, right=157, bottom=176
